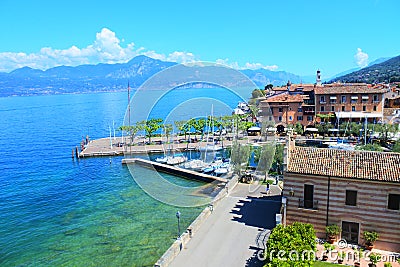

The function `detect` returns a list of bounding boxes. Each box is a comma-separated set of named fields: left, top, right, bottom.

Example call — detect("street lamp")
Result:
left=282, top=197, right=287, bottom=226
left=176, top=211, right=181, bottom=238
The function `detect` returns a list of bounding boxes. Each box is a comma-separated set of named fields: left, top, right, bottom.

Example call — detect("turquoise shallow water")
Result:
left=0, top=89, right=246, bottom=266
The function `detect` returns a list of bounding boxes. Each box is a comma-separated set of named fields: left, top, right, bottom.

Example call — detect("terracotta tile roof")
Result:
left=314, top=84, right=387, bottom=95
left=287, top=146, right=400, bottom=183
left=265, top=93, right=304, bottom=103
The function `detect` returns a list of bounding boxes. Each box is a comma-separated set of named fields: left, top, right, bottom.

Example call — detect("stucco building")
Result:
left=282, top=140, right=400, bottom=252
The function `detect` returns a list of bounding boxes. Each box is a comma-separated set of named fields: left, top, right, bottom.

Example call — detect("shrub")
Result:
left=265, top=222, right=316, bottom=267
left=363, top=231, right=379, bottom=244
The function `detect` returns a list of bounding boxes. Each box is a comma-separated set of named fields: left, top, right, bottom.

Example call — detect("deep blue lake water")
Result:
left=0, top=88, right=249, bottom=266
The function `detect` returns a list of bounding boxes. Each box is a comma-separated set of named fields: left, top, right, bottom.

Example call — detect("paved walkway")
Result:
left=169, top=183, right=282, bottom=267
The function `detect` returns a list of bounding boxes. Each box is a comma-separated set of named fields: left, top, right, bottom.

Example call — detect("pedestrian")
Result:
left=266, top=182, right=270, bottom=195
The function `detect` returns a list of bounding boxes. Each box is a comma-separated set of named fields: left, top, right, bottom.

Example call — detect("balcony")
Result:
left=303, top=110, right=315, bottom=115
left=298, top=198, right=319, bottom=210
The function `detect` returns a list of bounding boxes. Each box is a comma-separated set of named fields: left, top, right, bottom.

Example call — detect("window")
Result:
left=278, top=116, right=282, bottom=121
left=341, top=95, right=346, bottom=103
left=373, top=95, right=379, bottom=102
left=297, top=116, right=303, bottom=121
left=346, top=190, right=357, bottom=206
left=388, top=194, right=400, bottom=210
left=270, top=107, right=273, bottom=113
left=289, top=107, right=292, bottom=111
left=362, top=95, right=369, bottom=102
left=279, top=107, right=283, bottom=113
left=330, top=96, right=337, bottom=104
left=320, top=96, right=325, bottom=103
left=307, top=116, right=313, bottom=121
left=342, top=106, right=345, bottom=112
left=351, top=96, right=358, bottom=103
left=331, top=106, right=335, bottom=112
left=303, top=184, right=314, bottom=209
left=363, top=106, right=366, bottom=112
left=269, top=116, right=272, bottom=121
left=321, top=106, right=325, bottom=112
left=373, top=106, right=377, bottom=111
left=352, top=106, right=356, bottom=111
left=289, top=116, right=293, bottom=121
left=298, top=108, right=303, bottom=112
left=342, top=221, right=359, bottom=244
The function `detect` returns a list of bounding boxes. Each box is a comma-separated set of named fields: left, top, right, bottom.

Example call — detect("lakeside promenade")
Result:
left=168, top=183, right=282, bottom=267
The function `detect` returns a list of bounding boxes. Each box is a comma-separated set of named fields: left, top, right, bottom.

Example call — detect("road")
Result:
left=169, top=183, right=282, bottom=267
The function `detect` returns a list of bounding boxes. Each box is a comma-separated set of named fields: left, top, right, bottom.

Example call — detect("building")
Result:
left=282, top=140, right=400, bottom=252
left=314, top=83, right=386, bottom=123
left=259, top=82, right=316, bottom=132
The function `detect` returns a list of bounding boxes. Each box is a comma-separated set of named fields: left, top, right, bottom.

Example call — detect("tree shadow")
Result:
left=230, top=195, right=282, bottom=229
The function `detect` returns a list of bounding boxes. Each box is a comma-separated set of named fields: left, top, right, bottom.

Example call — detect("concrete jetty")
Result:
left=78, top=135, right=262, bottom=158
left=122, top=158, right=228, bottom=183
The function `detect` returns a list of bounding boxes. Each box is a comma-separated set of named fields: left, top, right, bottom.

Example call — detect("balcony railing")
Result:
left=298, top=198, right=319, bottom=210
left=304, top=110, right=315, bottom=115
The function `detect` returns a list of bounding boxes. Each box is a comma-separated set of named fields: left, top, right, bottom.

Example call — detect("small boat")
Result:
left=214, top=167, right=228, bottom=176
left=202, top=166, right=214, bottom=174
left=166, top=154, right=187, bottom=165
left=184, top=159, right=208, bottom=172
left=155, top=156, right=170, bottom=163
left=199, top=143, right=223, bottom=152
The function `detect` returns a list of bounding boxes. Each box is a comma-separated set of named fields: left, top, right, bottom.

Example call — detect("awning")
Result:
left=247, top=126, right=261, bottom=131
left=233, top=108, right=245, bottom=115
left=328, top=129, right=339, bottom=132
left=305, top=128, right=319, bottom=132
left=362, top=95, right=369, bottom=100
left=335, top=111, right=383, bottom=119
left=267, top=127, right=277, bottom=131
left=330, top=96, right=337, bottom=99
left=351, top=96, right=359, bottom=100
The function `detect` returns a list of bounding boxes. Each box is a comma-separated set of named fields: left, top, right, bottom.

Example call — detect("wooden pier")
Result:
left=122, top=158, right=228, bottom=183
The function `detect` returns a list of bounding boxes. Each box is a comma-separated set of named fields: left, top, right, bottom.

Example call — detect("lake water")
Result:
left=0, top=88, right=249, bottom=266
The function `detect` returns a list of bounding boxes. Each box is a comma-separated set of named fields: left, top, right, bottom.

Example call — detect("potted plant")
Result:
left=353, top=247, right=364, bottom=267
left=384, top=262, right=392, bottom=267
left=363, top=231, right=379, bottom=250
left=368, top=252, right=381, bottom=267
left=323, top=242, right=334, bottom=261
left=338, top=251, right=346, bottom=264
left=326, top=224, right=341, bottom=244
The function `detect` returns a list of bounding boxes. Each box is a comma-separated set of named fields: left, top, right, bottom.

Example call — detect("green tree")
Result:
left=392, top=141, right=400, bottom=152
left=142, top=118, right=163, bottom=143
left=162, top=123, right=173, bottom=143
left=230, top=142, right=251, bottom=175
left=294, top=122, right=304, bottom=135
left=272, top=144, right=284, bottom=174
left=356, top=143, right=384, bottom=152
left=189, top=118, right=207, bottom=139
left=251, top=89, right=265, bottom=99
left=119, top=124, right=143, bottom=145
left=174, top=120, right=187, bottom=138
left=265, top=84, right=273, bottom=90
left=265, top=222, right=317, bottom=267
left=253, top=143, right=276, bottom=175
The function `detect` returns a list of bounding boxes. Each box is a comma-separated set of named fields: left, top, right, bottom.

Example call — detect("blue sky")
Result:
left=0, top=0, right=399, bottom=78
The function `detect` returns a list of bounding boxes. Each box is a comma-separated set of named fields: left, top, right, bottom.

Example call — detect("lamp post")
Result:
left=282, top=197, right=287, bottom=226
left=176, top=211, right=181, bottom=238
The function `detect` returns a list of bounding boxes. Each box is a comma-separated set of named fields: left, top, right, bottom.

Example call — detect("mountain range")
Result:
left=0, top=55, right=311, bottom=97
left=329, top=56, right=400, bottom=83
left=1, top=54, right=398, bottom=97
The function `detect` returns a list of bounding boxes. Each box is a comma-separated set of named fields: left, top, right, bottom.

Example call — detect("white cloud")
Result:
left=216, top=58, right=278, bottom=71
left=0, top=28, right=277, bottom=72
left=354, top=48, right=369, bottom=68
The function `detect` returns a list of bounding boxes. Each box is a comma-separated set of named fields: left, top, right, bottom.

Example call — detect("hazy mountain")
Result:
left=0, top=55, right=329, bottom=97
left=329, top=56, right=398, bottom=83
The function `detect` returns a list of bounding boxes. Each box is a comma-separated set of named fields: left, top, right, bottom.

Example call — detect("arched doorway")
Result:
left=277, top=124, right=285, bottom=134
